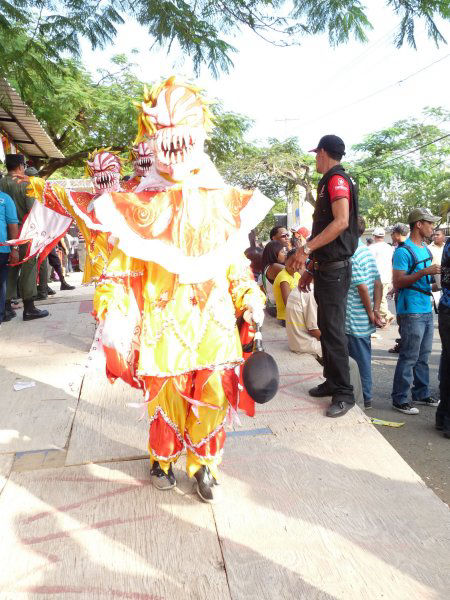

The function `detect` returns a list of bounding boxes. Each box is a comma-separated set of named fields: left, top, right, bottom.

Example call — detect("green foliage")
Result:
left=216, top=137, right=315, bottom=238
left=0, top=0, right=447, bottom=86
left=5, top=54, right=146, bottom=176
left=350, top=107, right=450, bottom=224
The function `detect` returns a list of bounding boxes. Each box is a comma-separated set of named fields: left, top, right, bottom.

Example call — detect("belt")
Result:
left=313, top=259, right=349, bottom=272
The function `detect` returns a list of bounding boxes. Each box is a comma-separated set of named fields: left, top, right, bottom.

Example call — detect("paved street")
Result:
left=369, top=305, right=449, bottom=506
left=0, top=274, right=449, bottom=599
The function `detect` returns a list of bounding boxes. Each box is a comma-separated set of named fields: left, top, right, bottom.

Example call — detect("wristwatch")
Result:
left=302, top=243, right=312, bottom=255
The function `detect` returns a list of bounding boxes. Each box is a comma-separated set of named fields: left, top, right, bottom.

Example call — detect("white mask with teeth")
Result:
left=87, top=151, right=122, bottom=194
left=132, top=141, right=154, bottom=177
left=141, top=83, right=207, bottom=182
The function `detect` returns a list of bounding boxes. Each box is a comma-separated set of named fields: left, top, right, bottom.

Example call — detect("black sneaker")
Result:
left=60, top=281, right=75, bottom=291
left=415, top=397, right=439, bottom=407
left=393, top=402, right=419, bottom=415
left=46, top=287, right=56, bottom=296
left=150, top=461, right=176, bottom=490
left=309, top=383, right=334, bottom=398
left=364, top=401, right=372, bottom=410
left=194, top=465, right=218, bottom=503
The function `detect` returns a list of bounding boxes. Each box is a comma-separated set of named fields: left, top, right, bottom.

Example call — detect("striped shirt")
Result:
left=345, top=240, right=380, bottom=337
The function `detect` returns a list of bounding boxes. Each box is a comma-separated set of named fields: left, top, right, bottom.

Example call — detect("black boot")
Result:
left=150, top=461, right=176, bottom=490
left=60, top=279, right=75, bottom=291
left=23, top=299, right=49, bottom=321
left=3, top=300, right=17, bottom=321
left=46, top=286, right=56, bottom=296
left=194, top=466, right=218, bottom=503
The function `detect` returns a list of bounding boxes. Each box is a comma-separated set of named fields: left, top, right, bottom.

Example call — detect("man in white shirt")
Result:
left=429, top=228, right=446, bottom=266
left=369, top=227, right=394, bottom=323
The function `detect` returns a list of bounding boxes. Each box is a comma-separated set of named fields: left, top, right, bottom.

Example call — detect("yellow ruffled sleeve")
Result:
left=93, top=246, right=145, bottom=321
left=227, top=255, right=265, bottom=314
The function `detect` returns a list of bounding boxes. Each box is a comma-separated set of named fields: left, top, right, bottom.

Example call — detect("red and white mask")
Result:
left=86, top=151, right=122, bottom=194
left=131, top=141, right=154, bottom=177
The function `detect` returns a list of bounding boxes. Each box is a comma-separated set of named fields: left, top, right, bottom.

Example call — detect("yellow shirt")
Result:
left=273, top=269, right=300, bottom=320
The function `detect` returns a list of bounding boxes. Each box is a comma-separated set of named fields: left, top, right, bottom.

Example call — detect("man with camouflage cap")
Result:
left=391, top=208, right=441, bottom=414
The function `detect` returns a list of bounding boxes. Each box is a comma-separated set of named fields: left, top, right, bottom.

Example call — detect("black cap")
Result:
left=310, top=135, right=346, bottom=156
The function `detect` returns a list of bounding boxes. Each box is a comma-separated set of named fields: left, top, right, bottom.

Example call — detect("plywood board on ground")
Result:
left=65, top=373, right=149, bottom=466
left=0, top=454, right=14, bottom=495
left=216, top=429, right=450, bottom=600
left=0, top=298, right=95, bottom=359
left=0, top=459, right=230, bottom=600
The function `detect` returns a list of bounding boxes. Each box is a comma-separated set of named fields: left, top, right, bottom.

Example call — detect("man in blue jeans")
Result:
left=346, top=216, right=383, bottom=409
left=0, top=190, right=19, bottom=323
left=391, top=208, right=441, bottom=414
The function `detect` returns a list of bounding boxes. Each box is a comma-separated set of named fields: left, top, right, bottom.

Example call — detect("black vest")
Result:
left=311, top=165, right=359, bottom=262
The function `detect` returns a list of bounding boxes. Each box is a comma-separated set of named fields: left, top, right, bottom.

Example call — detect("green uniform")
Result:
left=0, top=174, right=46, bottom=300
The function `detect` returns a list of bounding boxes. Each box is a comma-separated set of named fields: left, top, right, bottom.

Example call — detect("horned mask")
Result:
left=135, top=77, right=212, bottom=182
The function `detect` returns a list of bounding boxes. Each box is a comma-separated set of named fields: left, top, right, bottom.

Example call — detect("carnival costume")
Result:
left=92, top=77, right=272, bottom=501
left=32, top=149, right=124, bottom=284
left=122, top=140, right=155, bottom=191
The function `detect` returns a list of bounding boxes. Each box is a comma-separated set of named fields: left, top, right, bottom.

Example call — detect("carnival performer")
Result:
left=92, top=77, right=272, bottom=502
left=36, top=149, right=123, bottom=284
left=122, top=140, right=155, bottom=191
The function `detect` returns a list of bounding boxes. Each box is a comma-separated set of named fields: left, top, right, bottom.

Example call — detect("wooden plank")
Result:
left=0, top=293, right=94, bottom=456
left=65, top=373, right=149, bottom=466
left=215, top=429, right=450, bottom=600
left=0, top=459, right=231, bottom=600
left=0, top=454, right=14, bottom=495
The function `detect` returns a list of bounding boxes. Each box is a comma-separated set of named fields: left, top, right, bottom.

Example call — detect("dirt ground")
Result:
left=368, top=311, right=449, bottom=506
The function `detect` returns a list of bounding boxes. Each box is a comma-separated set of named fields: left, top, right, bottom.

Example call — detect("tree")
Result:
left=217, top=137, right=316, bottom=238
left=4, top=54, right=258, bottom=178
left=1, top=0, right=448, bottom=91
left=350, top=107, right=450, bottom=224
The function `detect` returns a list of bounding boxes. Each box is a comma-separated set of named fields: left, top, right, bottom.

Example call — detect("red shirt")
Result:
left=327, top=174, right=351, bottom=207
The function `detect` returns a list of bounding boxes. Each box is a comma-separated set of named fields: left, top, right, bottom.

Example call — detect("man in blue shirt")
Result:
left=0, top=190, right=19, bottom=323
left=437, top=237, right=450, bottom=438
left=391, top=208, right=441, bottom=414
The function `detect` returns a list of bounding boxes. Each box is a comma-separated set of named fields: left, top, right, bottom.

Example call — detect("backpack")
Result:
left=394, top=241, right=433, bottom=297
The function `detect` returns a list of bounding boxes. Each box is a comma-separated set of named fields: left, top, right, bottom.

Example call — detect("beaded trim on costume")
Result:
left=184, top=419, right=225, bottom=449
left=148, top=406, right=185, bottom=446
left=185, top=445, right=224, bottom=461
left=136, top=359, right=243, bottom=378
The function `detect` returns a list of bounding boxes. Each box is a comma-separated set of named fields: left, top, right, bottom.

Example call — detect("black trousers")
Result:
left=48, top=247, right=64, bottom=281
left=314, top=264, right=354, bottom=403
left=437, top=310, right=450, bottom=418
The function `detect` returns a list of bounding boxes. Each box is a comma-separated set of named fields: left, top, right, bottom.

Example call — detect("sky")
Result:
left=80, top=2, right=450, bottom=160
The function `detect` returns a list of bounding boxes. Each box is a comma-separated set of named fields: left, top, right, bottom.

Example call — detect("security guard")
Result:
left=292, top=135, right=358, bottom=417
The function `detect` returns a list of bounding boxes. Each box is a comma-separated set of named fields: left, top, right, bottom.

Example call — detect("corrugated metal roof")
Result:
left=0, top=78, right=64, bottom=159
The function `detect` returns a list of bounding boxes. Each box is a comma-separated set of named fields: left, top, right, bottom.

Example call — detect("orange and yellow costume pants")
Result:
left=147, top=371, right=231, bottom=479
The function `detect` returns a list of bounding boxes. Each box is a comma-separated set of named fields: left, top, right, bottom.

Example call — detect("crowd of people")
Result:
left=247, top=134, right=449, bottom=439
left=0, top=154, right=78, bottom=325
left=1, top=134, right=449, bottom=457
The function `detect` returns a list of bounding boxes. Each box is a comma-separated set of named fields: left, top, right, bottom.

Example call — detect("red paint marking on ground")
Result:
left=11, top=586, right=163, bottom=599
left=29, top=476, right=150, bottom=485
left=21, top=513, right=155, bottom=546
left=281, top=387, right=328, bottom=406
left=79, top=299, right=93, bottom=313
left=23, top=482, right=149, bottom=524
left=256, top=405, right=324, bottom=415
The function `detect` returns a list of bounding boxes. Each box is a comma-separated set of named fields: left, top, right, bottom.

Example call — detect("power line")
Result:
left=355, top=133, right=450, bottom=174
left=275, top=53, right=450, bottom=127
